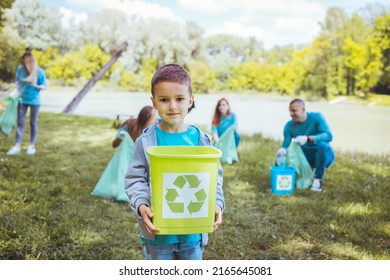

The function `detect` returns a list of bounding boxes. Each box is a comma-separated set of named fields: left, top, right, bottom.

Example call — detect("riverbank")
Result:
left=38, top=89, right=390, bottom=155
left=1, top=87, right=389, bottom=154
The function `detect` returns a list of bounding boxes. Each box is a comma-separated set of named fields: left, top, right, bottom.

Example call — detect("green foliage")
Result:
left=137, top=56, right=158, bottom=92
left=0, top=23, right=24, bottom=82
left=0, top=0, right=14, bottom=31
left=1, top=1, right=390, bottom=97
left=373, top=14, right=390, bottom=94
left=1, top=113, right=389, bottom=259
left=189, top=60, right=216, bottom=93
left=11, top=0, right=62, bottom=50
left=119, top=69, right=138, bottom=91
left=45, top=44, right=111, bottom=85
left=33, top=47, right=59, bottom=69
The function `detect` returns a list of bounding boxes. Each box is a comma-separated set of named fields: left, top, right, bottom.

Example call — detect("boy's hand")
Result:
left=138, top=204, right=160, bottom=234
left=213, top=205, right=223, bottom=230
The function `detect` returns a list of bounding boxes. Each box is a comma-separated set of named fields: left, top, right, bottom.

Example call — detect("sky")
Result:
left=41, top=0, right=390, bottom=49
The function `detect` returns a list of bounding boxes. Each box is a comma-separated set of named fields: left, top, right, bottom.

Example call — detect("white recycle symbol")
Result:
left=162, top=173, right=209, bottom=218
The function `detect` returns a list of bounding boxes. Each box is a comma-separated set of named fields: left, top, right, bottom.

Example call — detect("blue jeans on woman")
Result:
left=16, top=103, right=40, bottom=144
left=143, top=241, right=204, bottom=260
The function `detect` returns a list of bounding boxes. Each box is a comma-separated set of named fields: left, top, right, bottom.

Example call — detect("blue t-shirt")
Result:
left=142, top=124, right=201, bottom=245
left=16, top=65, right=47, bottom=106
left=211, top=112, right=238, bottom=137
left=282, top=112, right=333, bottom=156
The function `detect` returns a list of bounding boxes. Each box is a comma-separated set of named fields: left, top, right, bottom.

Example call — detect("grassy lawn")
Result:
left=0, top=112, right=389, bottom=260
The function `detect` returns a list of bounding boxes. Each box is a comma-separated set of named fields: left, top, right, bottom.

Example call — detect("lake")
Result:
left=39, top=89, right=390, bottom=155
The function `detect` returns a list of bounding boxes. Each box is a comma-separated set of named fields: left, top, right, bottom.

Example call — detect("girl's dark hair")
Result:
left=128, top=106, right=155, bottom=141
left=212, top=98, right=231, bottom=126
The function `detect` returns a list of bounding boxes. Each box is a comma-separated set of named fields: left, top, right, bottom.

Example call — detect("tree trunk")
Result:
left=63, top=42, right=128, bottom=114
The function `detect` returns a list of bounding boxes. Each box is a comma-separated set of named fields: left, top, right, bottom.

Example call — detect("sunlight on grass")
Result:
left=274, top=237, right=314, bottom=256
left=377, top=223, right=390, bottom=237
left=71, top=229, right=105, bottom=246
left=334, top=202, right=381, bottom=216
left=325, top=242, right=373, bottom=260
left=1, top=112, right=389, bottom=259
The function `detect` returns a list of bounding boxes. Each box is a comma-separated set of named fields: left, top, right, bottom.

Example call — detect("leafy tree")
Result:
left=227, top=62, right=276, bottom=92
left=299, top=35, right=337, bottom=98
left=120, top=18, right=195, bottom=73
left=264, top=45, right=295, bottom=64
left=11, top=0, right=62, bottom=50
left=372, top=14, right=390, bottom=94
left=119, top=70, right=138, bottom=91
left=137, top=56, right=158, bottom=92
left=185, top=21, right=205, bottom=61
left=33, top=47, right=60, bottom=69
left=46, top=44, right=111, bottom=85
left=343, top=36, right=383, bottom=96
left=0, top=12, right=24, bottom=82
left=0, top=0, right=14, bottom=31
left=76, top=9, right=128, bottom=55
left=189, top=60, right=215, bottom=93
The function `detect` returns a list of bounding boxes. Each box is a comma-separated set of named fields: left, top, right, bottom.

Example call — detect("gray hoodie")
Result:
left=124, top=124, right=225, bottom=246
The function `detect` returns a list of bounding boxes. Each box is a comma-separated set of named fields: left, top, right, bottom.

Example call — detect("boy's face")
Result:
left=151, top=82, right=194, bottom=131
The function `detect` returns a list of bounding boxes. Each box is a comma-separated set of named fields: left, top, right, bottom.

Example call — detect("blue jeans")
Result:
left=16, top=103, right=40, bottom=144
left=143, top=241, right=204, bottom=260
left=303, top=142, right=335, bottom=179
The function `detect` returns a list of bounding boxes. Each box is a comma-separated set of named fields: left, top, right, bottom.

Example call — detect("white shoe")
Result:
left=6, top=146, right=21, bottom=155
left=27, top=145, right=36, bottom=155
left=310, top=178, right=323, bottom=192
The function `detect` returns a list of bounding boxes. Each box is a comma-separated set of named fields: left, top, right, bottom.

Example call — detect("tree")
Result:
left=0, top=10, right=24, bottom=82
left=11, top=0, right=62, bottom=50
left=189, top=60, right=216, bottom=93
left=372, top=14, right=390, bottom=94
left=0, top=0, right=14, bottom=32
left=0, top=27, right=24, bottom=82
left=76, top=9, right=128, bottom=55
left=63, top=42, right=128, bottom=114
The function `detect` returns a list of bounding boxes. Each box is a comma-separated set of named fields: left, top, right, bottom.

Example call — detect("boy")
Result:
left=124, top=64, right=225, bottom=260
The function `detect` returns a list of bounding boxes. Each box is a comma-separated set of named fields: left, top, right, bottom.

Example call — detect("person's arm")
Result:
left=35, top=68, right=47, bottom=90
left=232, top=113, right=239, bottom=132
left=15, top=65, right=22, bottom=92
left=211, top=125, right=219, bottom=142
left=311, top=113, right=333, bottom=143
left=281, top=122, right=292, bottom=149
left=138, top=204, right=160, bottom=234
left=124, top=137, right=159, bottom=233
left=112, top=123, right=129, bottom=148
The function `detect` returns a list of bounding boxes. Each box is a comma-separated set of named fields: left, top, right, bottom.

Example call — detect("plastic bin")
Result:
left=270, top=166, right=296, bottom=195
left=147, top=146, right=222, bottom=234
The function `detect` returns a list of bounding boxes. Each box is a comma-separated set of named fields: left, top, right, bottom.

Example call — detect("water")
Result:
left=39, top=89, right=390, bottom=155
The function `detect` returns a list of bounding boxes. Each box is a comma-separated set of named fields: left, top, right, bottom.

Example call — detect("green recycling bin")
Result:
left=147, top=146, right=222, bottom=235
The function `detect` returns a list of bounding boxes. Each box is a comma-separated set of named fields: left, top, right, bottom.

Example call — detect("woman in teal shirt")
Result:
left=211, top=97, right=240, bottom=148
left=7, top=49, right=46, bottom=155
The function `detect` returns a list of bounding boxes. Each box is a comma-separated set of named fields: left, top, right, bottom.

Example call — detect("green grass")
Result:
left=1, top=112, right=389, bottom=260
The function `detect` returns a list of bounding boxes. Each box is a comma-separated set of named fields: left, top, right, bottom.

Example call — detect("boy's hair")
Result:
left=151, top=64, right=194, bottom=112
left=151, top=64, right=192, bottom=96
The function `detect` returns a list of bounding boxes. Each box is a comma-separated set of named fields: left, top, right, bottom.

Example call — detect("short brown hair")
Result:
left=151, top=64, right=194, bottom=112
left=151, top=64, right=192, bottom=96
